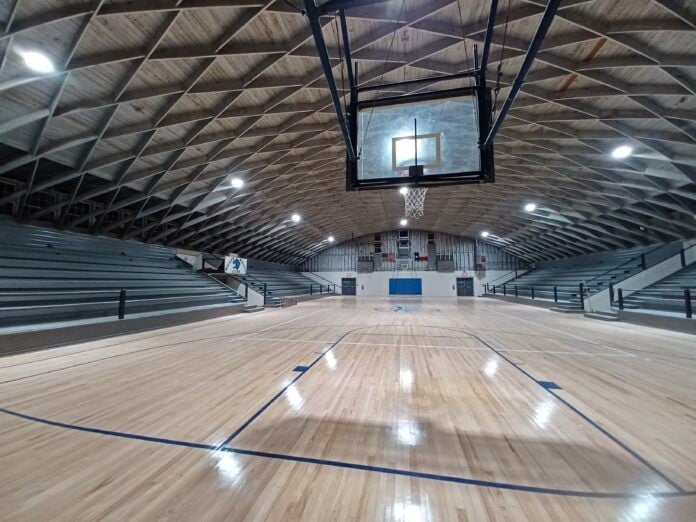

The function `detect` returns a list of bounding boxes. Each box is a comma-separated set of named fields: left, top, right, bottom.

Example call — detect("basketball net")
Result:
left=404, top=187, right=427, bottom=219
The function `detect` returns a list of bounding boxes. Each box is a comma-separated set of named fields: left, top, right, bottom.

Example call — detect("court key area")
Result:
left=1, top=297, right=695, bottom=521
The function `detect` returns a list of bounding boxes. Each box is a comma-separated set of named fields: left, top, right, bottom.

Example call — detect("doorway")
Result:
left=342, top=278, right=357, bottom=295
left=456, top=277, right=474, bottom=296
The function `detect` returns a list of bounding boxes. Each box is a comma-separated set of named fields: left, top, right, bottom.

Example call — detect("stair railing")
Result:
left=200, top=271, right=244, bottom=299
left=584, top=242, right=683, bottom=294
left=307, top=272, right=342, bottom=292
left=607, top=242, right=696, bottom=306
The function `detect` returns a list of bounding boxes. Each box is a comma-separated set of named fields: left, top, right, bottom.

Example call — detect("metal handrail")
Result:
left=616, top=287, right=693, bottom=318
left=584, top=242, right=682, bottom=291
left=679, top=242, right=696, bottom=266
left=309, top=283, right=337, bottom=295
left=200, top=271, right=243, bottom=295
left=307, top=272, right=342, bottom=290
left=488, top=283, right=581, bottom=291
left=227, top=272, right=266, bottom=288
left=604, top=242, right=696, bottom=304
left=486, top=269, right=522, bottom=285
left=485, top=282, right=584, bottom=304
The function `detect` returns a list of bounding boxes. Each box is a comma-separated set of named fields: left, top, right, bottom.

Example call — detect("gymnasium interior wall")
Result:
left=300, top=230, right=522, bottom=272
left=303, top=270, right=523, bottom=297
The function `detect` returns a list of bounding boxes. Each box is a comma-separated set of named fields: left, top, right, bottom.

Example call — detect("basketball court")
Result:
left=0, top=0, right=695, bottom=519
left=1, top=297, right=695, bottom=519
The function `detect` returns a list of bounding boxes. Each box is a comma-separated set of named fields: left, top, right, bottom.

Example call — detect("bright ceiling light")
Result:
left=611, top=145, right=633, bottom=159
left=20, top=50, right=54, bottom=73
left=400, top=218, right=408, bottom=226
left=230, top=177, right=243, bottom=188
left=524, top=203, right=537, bottom=212
left=399, top=186, right=408, bottom=195
left=481, top=231, right=490, bottom=238
left=328, top=236, right=335, bottom=243
left=291, top=213, right=301, bottom=223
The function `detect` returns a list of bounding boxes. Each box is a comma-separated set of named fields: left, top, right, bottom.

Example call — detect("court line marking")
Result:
left=0, top=405, right=693, bottom=500
left=2, top=317, right=631, bottom=373
left=216, top=331, right=352, bottom=449
left=221, top=323, right=684, bottom=493
left=0, top=322, right=684, bottom=497
left=232, top=337, right=635, bottom=356
left=0, top=309, right=325, bottom=384
left=495, top=305, right=696, bottom=361
left=0, top=306, right=323, bottom=370
left=480, top=327, right=696, bottom=362
left=494, top=308, right=635, bottom=356
left=0, top=305, right=257, bottom=363
left=464, top=328, right=687, bottom=493
left=0, top=302, right=320, bottom=370
left=0, top=338, right=634, bottom=387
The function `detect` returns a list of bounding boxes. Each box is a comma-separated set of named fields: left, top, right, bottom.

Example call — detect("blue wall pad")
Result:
left=389, top=278, right=423, bottom=295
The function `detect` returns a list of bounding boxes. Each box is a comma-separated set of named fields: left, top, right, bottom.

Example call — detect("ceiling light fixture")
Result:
left=19, top=50, right=54, bottom=73
left=524, top=203, right=537, bottom=212
left=291, top=213, right=301, bottom=223
left=399, top=187, right=408, bottom=195
left=400, top=218, right=408, bottom=226
left=481, top=231, right=490, bottom=238
left=328, top=236, right=335, bottom=243
left=230, top=177, right=243, bottom=188
left=611, top=145, right=633, bottom=159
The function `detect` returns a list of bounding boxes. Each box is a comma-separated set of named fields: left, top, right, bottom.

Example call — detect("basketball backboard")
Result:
left=347, top=87, right=494, bottom=190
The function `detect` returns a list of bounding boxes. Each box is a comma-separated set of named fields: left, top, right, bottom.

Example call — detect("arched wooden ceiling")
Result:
left=0, top=0, right=694, bottom=263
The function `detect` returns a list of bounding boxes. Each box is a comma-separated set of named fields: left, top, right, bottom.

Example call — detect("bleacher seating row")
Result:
left=237, top=268, right=329, bottom=306
left=494, top=243, right=682, bottom=311
left=621, top=262, right=696, bottom=316
left=0, top=222, right=244, bottom=328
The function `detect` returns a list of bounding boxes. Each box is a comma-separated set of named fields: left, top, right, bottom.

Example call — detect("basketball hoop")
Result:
left=404, top=187, right=427, bottom=219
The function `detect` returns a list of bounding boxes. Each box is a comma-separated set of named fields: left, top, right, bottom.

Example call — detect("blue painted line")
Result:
left=293, top=365, right=310, bottom=372
left=1, top=405, right=693, bottom=500
left=216, top=330, right=354, bottom=449
left=223, top=447, right=695, bottom=499
left=537, top=380, right=562, bottom=390
left=0, top=406, right=213, bottom=450
left=0, top=324, right=689, bottom=498
left=472, top=335, right=686, bottom=493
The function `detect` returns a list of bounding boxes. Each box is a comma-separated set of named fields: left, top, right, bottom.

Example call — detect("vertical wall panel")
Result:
left=300, top=229, right=522, bottom=272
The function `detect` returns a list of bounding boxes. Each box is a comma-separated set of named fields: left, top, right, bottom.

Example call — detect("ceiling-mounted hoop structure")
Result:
left=303, top=0, right=562, bottom=191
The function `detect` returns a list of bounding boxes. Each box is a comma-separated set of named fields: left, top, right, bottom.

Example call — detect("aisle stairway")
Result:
left=621, top=262, right=696, bottom=316
left=238, top=268, right=329, bottom=306
left=497, top=244, right=679, bottom=312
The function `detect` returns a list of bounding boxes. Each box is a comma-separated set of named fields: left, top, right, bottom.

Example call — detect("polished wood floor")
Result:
left=1, top=297, right=695, bottom=521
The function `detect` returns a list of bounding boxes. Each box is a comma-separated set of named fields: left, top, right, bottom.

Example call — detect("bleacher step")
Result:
left=550, top=306, right=585, bottom=314
left=584, top=311, right=620, bottom=321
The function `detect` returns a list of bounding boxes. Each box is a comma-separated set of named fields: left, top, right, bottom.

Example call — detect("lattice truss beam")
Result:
left=0, top=0, right=694, bottom=263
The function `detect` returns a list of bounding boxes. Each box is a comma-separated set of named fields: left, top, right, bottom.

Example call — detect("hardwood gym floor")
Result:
left=1, top=297, right=695, bottom=521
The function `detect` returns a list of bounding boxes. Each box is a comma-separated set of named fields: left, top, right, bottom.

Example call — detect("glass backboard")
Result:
left=348, top=87, right=492, bottom=189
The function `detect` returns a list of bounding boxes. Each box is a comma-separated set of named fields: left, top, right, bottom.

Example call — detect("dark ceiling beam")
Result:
left=303, top=0, right=356, bottom=161
left=483, top=0, right=561, bottom=149
left=316, top=0, right=392, bottom=15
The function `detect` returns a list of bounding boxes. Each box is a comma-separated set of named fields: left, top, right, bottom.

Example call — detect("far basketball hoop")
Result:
left=404, top=187, right=427, bottom=219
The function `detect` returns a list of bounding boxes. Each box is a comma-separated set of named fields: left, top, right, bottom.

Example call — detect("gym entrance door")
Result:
left=342, top=278, right=357, bottom=295
left=456, top=277, right=474, bottom=296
